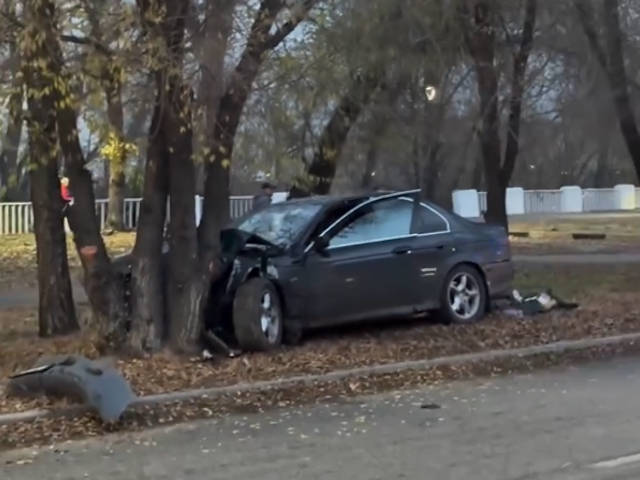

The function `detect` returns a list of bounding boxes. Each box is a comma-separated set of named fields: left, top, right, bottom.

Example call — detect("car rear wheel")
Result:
left=439, top=265, right=487, bottom=324
left=233, top=278, right=283, bottom=351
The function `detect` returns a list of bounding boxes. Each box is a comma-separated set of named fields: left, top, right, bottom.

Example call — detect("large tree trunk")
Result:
left=200, top=0, right=317, bottom=248
left=26, top=0, right=127, bottom=350
left=602, top=0, right=640, bottom=182
left=128, top=94, right=168, bottom=353
left=501, top=0, right=537, bottom=187
left=21, top=0, right=78, bottom=337
left=194, top=0, right=236, bottom=195
left=305, top=71, right=382, bottom=195
left=29, top=161, right=78, bottom=337
left=462, top=0, right=536, bottom=227
left=462, top=1, right=505, bottom=226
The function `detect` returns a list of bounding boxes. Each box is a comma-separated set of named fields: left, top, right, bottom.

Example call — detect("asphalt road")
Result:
left=5, top=356, right=640, bottom=479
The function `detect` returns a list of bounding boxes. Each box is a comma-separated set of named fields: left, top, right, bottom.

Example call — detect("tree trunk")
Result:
left=105, top=78, right=127, bottom=231
left=21, top=0, right=78, bottom=337
left=602, top=0, right=640, bottom=182
left=29, top=161, right=78, bottom=337
left=462, top=0, right=536, bottom=227
left=501, top=0, right=536, bottom=187
left=194, top=0, right=236, bottom=195
left=462, top=1, right=506, bottom=226
left=25, top=0, right=127, bottom=349
left=126, top=84, right=168, bottom=352
left=0, top=36, right=24, bottom=201
left=306, top=71, right=382, bottom=195
left=200, top=0, right=317, bottom=248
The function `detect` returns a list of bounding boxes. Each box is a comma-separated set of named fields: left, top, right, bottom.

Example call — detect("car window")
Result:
left=329, top=198, right=413, bottom=248
left=412, top=203, right=449, bottom=234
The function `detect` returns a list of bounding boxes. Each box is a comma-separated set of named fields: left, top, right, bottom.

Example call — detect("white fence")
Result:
left=456, top=185, right=640, bottom=218
left=0, top=195, right=257, bottom=235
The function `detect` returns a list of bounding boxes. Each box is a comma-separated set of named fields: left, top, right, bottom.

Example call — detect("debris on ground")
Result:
left=6, top=355, right=135, bottom=422
left=496, top=289, right=579, bottom=318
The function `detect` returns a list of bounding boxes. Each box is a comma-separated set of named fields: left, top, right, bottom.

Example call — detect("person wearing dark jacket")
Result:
left=253, top=182, right=275, bottom=210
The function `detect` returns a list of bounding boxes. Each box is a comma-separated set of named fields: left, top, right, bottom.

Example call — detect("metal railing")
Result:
left=479, top=189, right=563, bottom=214
left=583, top=188, right=617, bottom=212
left=0, top=196, right=256, bottom=235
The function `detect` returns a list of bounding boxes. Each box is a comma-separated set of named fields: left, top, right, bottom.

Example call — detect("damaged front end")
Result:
left=203, top=229, right=285, bottom=352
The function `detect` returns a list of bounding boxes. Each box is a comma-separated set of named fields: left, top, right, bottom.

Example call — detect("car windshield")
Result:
left=235, top=202, right=322, bottom=248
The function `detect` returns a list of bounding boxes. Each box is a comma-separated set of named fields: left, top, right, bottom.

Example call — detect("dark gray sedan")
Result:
left=213, top=190, right=513, bottom=351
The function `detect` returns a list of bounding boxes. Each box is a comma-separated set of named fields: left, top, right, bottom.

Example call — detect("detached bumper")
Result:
left=483, top=260, right=514, bottom=298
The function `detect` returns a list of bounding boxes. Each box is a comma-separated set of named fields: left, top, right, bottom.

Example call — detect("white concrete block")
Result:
left=506, top=187, right=525, bottom=215
left=272, top=192, right=288, bottom=204
left=560, top=186, right=583, bottom=213
left=614, top=184, right=636, bottom=210
left=195, top=195, right=203, bottom=226
left=452, top=189, right=480, bottom=218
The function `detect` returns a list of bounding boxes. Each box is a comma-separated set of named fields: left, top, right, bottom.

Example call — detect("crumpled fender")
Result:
left=7, top=355, right=136, bottom=422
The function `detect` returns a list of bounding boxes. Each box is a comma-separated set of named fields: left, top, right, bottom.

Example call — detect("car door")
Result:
left=407, top=200, right=453, bottom=309
left=301, top=193, right=422, bottom=325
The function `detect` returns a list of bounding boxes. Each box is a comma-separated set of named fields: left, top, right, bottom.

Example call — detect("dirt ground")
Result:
left=1, top=264, right=639, bottom=412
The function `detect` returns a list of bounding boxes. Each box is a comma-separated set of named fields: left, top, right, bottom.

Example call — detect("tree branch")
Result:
left=574, top=0, right=607, bottom=69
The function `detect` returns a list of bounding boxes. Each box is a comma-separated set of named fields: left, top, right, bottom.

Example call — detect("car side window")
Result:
left=328, top=198, right=413, bottom=248
left=413, top=203, right=448, bottom=234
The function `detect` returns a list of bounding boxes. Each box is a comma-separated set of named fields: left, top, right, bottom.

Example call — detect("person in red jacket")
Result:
left=60, top=177, right=73, bottom=233
left=60, top=177, right=73, bottom=205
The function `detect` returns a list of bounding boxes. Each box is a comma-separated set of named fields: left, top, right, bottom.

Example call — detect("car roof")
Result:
left=278, top=190, right=418, bottom=208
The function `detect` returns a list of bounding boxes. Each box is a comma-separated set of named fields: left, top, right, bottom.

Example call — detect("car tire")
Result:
left=233, top=278, right=284, bottom=351
left=439, top=265, right=487, bottom=324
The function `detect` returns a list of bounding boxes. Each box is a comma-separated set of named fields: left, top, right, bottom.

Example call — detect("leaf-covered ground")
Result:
left=1, top=232, right=639, bottom=449
left=1, top=265, right=639, bottom=412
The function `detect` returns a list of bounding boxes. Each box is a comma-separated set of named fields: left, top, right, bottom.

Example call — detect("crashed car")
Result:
left=210, top=189, right=513, bottom=351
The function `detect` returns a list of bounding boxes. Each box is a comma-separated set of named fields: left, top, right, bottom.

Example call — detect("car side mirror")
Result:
left=314, top=234, right=329, bottom=253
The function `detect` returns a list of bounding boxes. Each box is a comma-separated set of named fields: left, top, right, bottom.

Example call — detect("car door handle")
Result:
left=392, top=245, right=412, bottom=255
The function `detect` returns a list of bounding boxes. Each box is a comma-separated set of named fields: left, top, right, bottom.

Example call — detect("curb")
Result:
left=2, top=332, right=640, bottom=426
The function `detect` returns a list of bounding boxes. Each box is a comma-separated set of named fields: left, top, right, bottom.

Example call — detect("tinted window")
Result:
left=329, top=198, right=412, bottom=248
left=236, top=203, right=321, bottom=247
left=413, top=204, right=448, bottom=234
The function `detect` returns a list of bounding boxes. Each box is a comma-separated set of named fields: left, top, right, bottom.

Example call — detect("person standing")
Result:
left=252, top=182, right=275, bottom=211
left=60, top=177, right=73, bottom=233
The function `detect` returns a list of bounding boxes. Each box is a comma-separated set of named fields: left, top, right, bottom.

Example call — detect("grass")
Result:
left=513, top=264, right=640, bottom=298
left=0, top=233, right=136, bottom=290
left=510, top=212, right=640, bottom=236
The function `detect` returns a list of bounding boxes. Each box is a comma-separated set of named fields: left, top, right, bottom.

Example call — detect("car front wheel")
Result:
left=233, top=278, right=283, bottom=351
left=439, top=265, right=487, bottom=324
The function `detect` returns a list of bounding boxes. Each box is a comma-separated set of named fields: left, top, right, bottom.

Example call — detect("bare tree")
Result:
left=575, top=0, right=640, bottom=183
left=460, top=0, right=537, bottom=227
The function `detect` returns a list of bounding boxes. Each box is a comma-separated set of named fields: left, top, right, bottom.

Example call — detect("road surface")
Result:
left=4, top=356, right=640, bottom=479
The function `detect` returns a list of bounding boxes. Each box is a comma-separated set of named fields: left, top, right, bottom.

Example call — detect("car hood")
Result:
left=220, top=228, right=284, bottom=258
